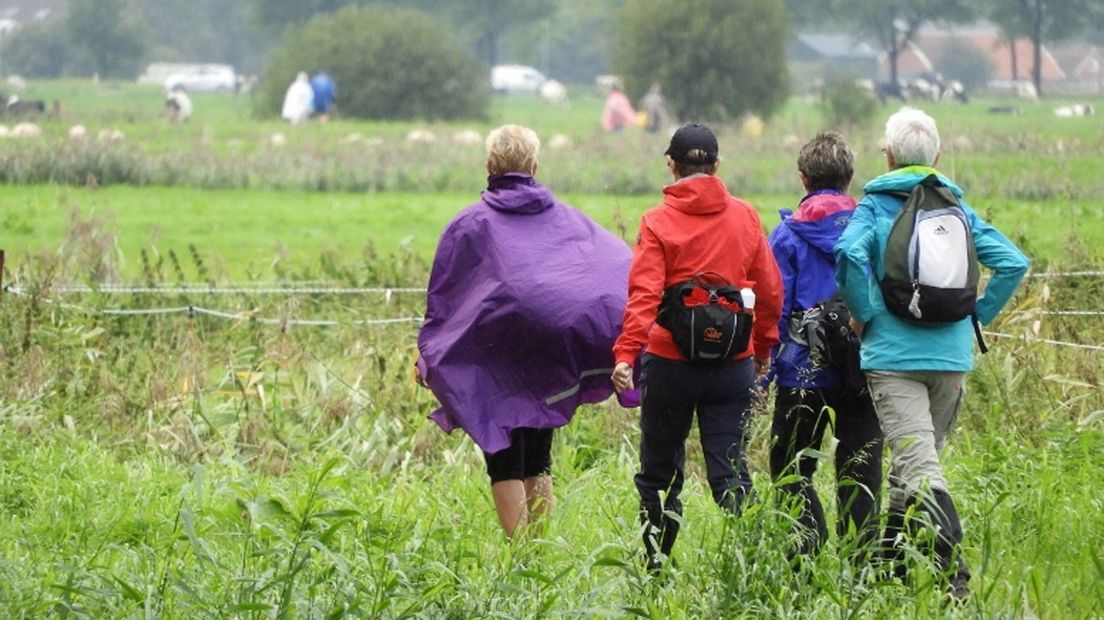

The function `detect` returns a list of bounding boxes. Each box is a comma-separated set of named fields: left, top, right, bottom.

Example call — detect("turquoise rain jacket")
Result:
left=834, top=166, right=1030, bottom=372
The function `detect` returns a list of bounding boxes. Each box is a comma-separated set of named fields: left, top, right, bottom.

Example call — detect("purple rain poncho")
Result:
left=417, top=173, right=636, bottom=454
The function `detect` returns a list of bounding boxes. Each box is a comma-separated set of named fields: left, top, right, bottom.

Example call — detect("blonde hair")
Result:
left=485, top=124, right=540, bottom=175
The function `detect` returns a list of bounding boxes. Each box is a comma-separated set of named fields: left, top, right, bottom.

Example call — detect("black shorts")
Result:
left=484, top=427, right=554, bottom=483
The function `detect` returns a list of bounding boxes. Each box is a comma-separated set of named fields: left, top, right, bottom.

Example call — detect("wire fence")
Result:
left=3, top=286, right=422, bottom=328
left=4, top=284, right=425, bottom=296
left=4, top=274, right=1104, bottom=347
left=982, top=331, right=1104, bottom=353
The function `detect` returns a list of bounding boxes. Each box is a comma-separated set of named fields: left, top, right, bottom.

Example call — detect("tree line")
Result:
left=1, top=0, right=1099, bottom=123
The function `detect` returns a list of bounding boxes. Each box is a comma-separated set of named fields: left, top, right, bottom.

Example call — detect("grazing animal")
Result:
left=547, top=133, right=572, bottom=150
left=1017, top=81, right=1039, bottom=101
left=452, top=129, right=482, bottom=146
left=5, top=96, right=46, bottom=117
left=539, top=80, right=568, bottom=105
left=10, top=122, right=43, bottom=138
left=97, top=128, right=125, bottom=142
left=942, top=80, right=969, bottom=104
left=406, top=128, right=436, bottom=143
left=164, top=89, right=193, bottom=122
left=904, top=77, right=943, bottom=102
left=1054, top=103, right=1094, bottom=118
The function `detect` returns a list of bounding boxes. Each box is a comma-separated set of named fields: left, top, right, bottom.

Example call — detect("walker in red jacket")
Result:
left=611, top=123, right=783, bottom=570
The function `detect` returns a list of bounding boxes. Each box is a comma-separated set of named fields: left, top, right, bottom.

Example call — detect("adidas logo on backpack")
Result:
left=877, top=174, right=981, bottom=326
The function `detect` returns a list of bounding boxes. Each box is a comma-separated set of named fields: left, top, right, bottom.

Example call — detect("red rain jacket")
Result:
left=613, top=174, right=783, bottom=365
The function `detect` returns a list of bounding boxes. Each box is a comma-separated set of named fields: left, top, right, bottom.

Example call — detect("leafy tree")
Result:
left=248, top=0, right=356, bottom=36
left=985, top=0, right=1031, bottom=81
left=830, top=0, right=974, bottom=87
left=613, top=0, right=791, bottom=121
left=249, top=0, right=554, bottom=67
left=66, top=0, right=148, bottom=78
left=0, top=19, right=72, bottom=78
left=389, top=0, right=556, bottom=66
left=784, top=0, right=830, bottom=28
left=447, top=0, right=557, bottom=66
left=133, top=0, right=268, bottom=72
left=986, top=0, right=1101, bottom=96
left=506, top=0, right=624, bottom=84
left=257, top=6, right=488, bottom=120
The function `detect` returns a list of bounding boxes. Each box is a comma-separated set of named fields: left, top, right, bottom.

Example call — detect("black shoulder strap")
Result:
left=972, top=314, right=988, bottom=354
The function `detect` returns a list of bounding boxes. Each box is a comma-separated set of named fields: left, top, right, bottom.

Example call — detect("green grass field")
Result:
left=1, top=81, right=1103, bottom=618
left=0, top=184, right=1099, bottom=281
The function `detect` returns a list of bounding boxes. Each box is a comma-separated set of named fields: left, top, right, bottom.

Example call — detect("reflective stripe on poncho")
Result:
left=417, top=173, right=635, bottom=454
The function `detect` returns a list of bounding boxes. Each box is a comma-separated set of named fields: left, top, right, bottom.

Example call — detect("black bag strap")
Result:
left=689, top=272, right=741, bottom=300
left=972, top=314, right=988, bottom=354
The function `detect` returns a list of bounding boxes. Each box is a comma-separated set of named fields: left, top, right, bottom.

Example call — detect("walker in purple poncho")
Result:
left=414, top=124, right=636, bottom=539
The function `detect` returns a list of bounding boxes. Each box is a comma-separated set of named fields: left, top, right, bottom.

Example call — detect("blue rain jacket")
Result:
left=768, top=190, right=857, bottom=388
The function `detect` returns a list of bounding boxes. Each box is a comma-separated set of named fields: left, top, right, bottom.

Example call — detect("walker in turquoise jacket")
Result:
left=833, top=165, right=1030, bottom=372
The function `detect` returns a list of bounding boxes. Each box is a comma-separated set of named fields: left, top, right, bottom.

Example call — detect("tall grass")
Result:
left=1, top=234, right=1101, bottom=616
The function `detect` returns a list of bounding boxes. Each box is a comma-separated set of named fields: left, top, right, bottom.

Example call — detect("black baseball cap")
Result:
left=665, top=123, right=718, bottom=164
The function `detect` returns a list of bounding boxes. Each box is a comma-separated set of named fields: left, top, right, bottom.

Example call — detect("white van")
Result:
left=490, top=65, right=546, bottom=94
left=164, top=64, right=236, bottom=92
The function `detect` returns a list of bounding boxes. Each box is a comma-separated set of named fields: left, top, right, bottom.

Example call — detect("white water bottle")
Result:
left=740, top=287, right=755, bottom=310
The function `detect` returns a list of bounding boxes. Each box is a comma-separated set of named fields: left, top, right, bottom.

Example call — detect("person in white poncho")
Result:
left=281, top=71, right=314, bottom=125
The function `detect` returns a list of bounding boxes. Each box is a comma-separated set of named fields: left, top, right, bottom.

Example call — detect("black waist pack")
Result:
left=655, top=273, right=752, bottom=364
left=791, top=295, right=866, bottom=393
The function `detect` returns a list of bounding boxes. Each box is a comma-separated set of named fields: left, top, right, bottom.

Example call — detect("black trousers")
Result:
left=636, top=354, right=756, bottom=521
left=769, top=385, right=884, bottom=556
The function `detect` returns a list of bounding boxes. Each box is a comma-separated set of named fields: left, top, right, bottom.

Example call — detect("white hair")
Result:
left=884, top=106, right=940, bottom=167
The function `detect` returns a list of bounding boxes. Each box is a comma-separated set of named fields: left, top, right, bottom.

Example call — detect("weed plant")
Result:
left=0, top=232, right=1101, bottom=617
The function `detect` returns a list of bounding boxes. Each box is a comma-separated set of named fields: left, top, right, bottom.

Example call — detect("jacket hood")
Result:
left=482, top=173, right=555, bottom=214
left=863, top=165, right=965, bottom=198
left=781, top=191, right=857, bottom=254
left=661, top=174, right=730, bottom=215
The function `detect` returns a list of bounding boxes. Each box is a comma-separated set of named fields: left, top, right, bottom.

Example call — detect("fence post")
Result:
left=0, top=249, right=5, bottom=299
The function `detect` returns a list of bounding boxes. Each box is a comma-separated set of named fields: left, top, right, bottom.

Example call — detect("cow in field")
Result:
left=164, top=89, right=193, bottom=122
left=1054, top=103, right=1094, bottom=117
left=4, top=96, right=46, bottom=117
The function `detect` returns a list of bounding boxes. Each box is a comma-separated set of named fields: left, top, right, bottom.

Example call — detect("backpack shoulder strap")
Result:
left=972, top=314, right=989, bottom=354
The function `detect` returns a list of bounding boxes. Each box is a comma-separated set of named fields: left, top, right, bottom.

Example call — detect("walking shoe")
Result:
left=946, top=573, right=971, bottom=604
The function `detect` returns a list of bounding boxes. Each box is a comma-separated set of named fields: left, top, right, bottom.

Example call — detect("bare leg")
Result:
left=524, top=474, right=554, bottom=537
left=491, top=480, right=529, bottom=539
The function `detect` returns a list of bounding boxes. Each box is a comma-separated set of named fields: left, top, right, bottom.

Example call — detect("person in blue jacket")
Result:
left=310, top=72, right=336, bottom=122
left=835, top=107, right=1029, bottom=600
left=767, top=132, right=883, bottom=561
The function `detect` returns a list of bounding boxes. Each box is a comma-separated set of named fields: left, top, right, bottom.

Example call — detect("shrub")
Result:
left=613, top=0, right=790, bottom=121
left=256, top=6, right=489, bottom=121
left=820, top=77, right=878, bottom=131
